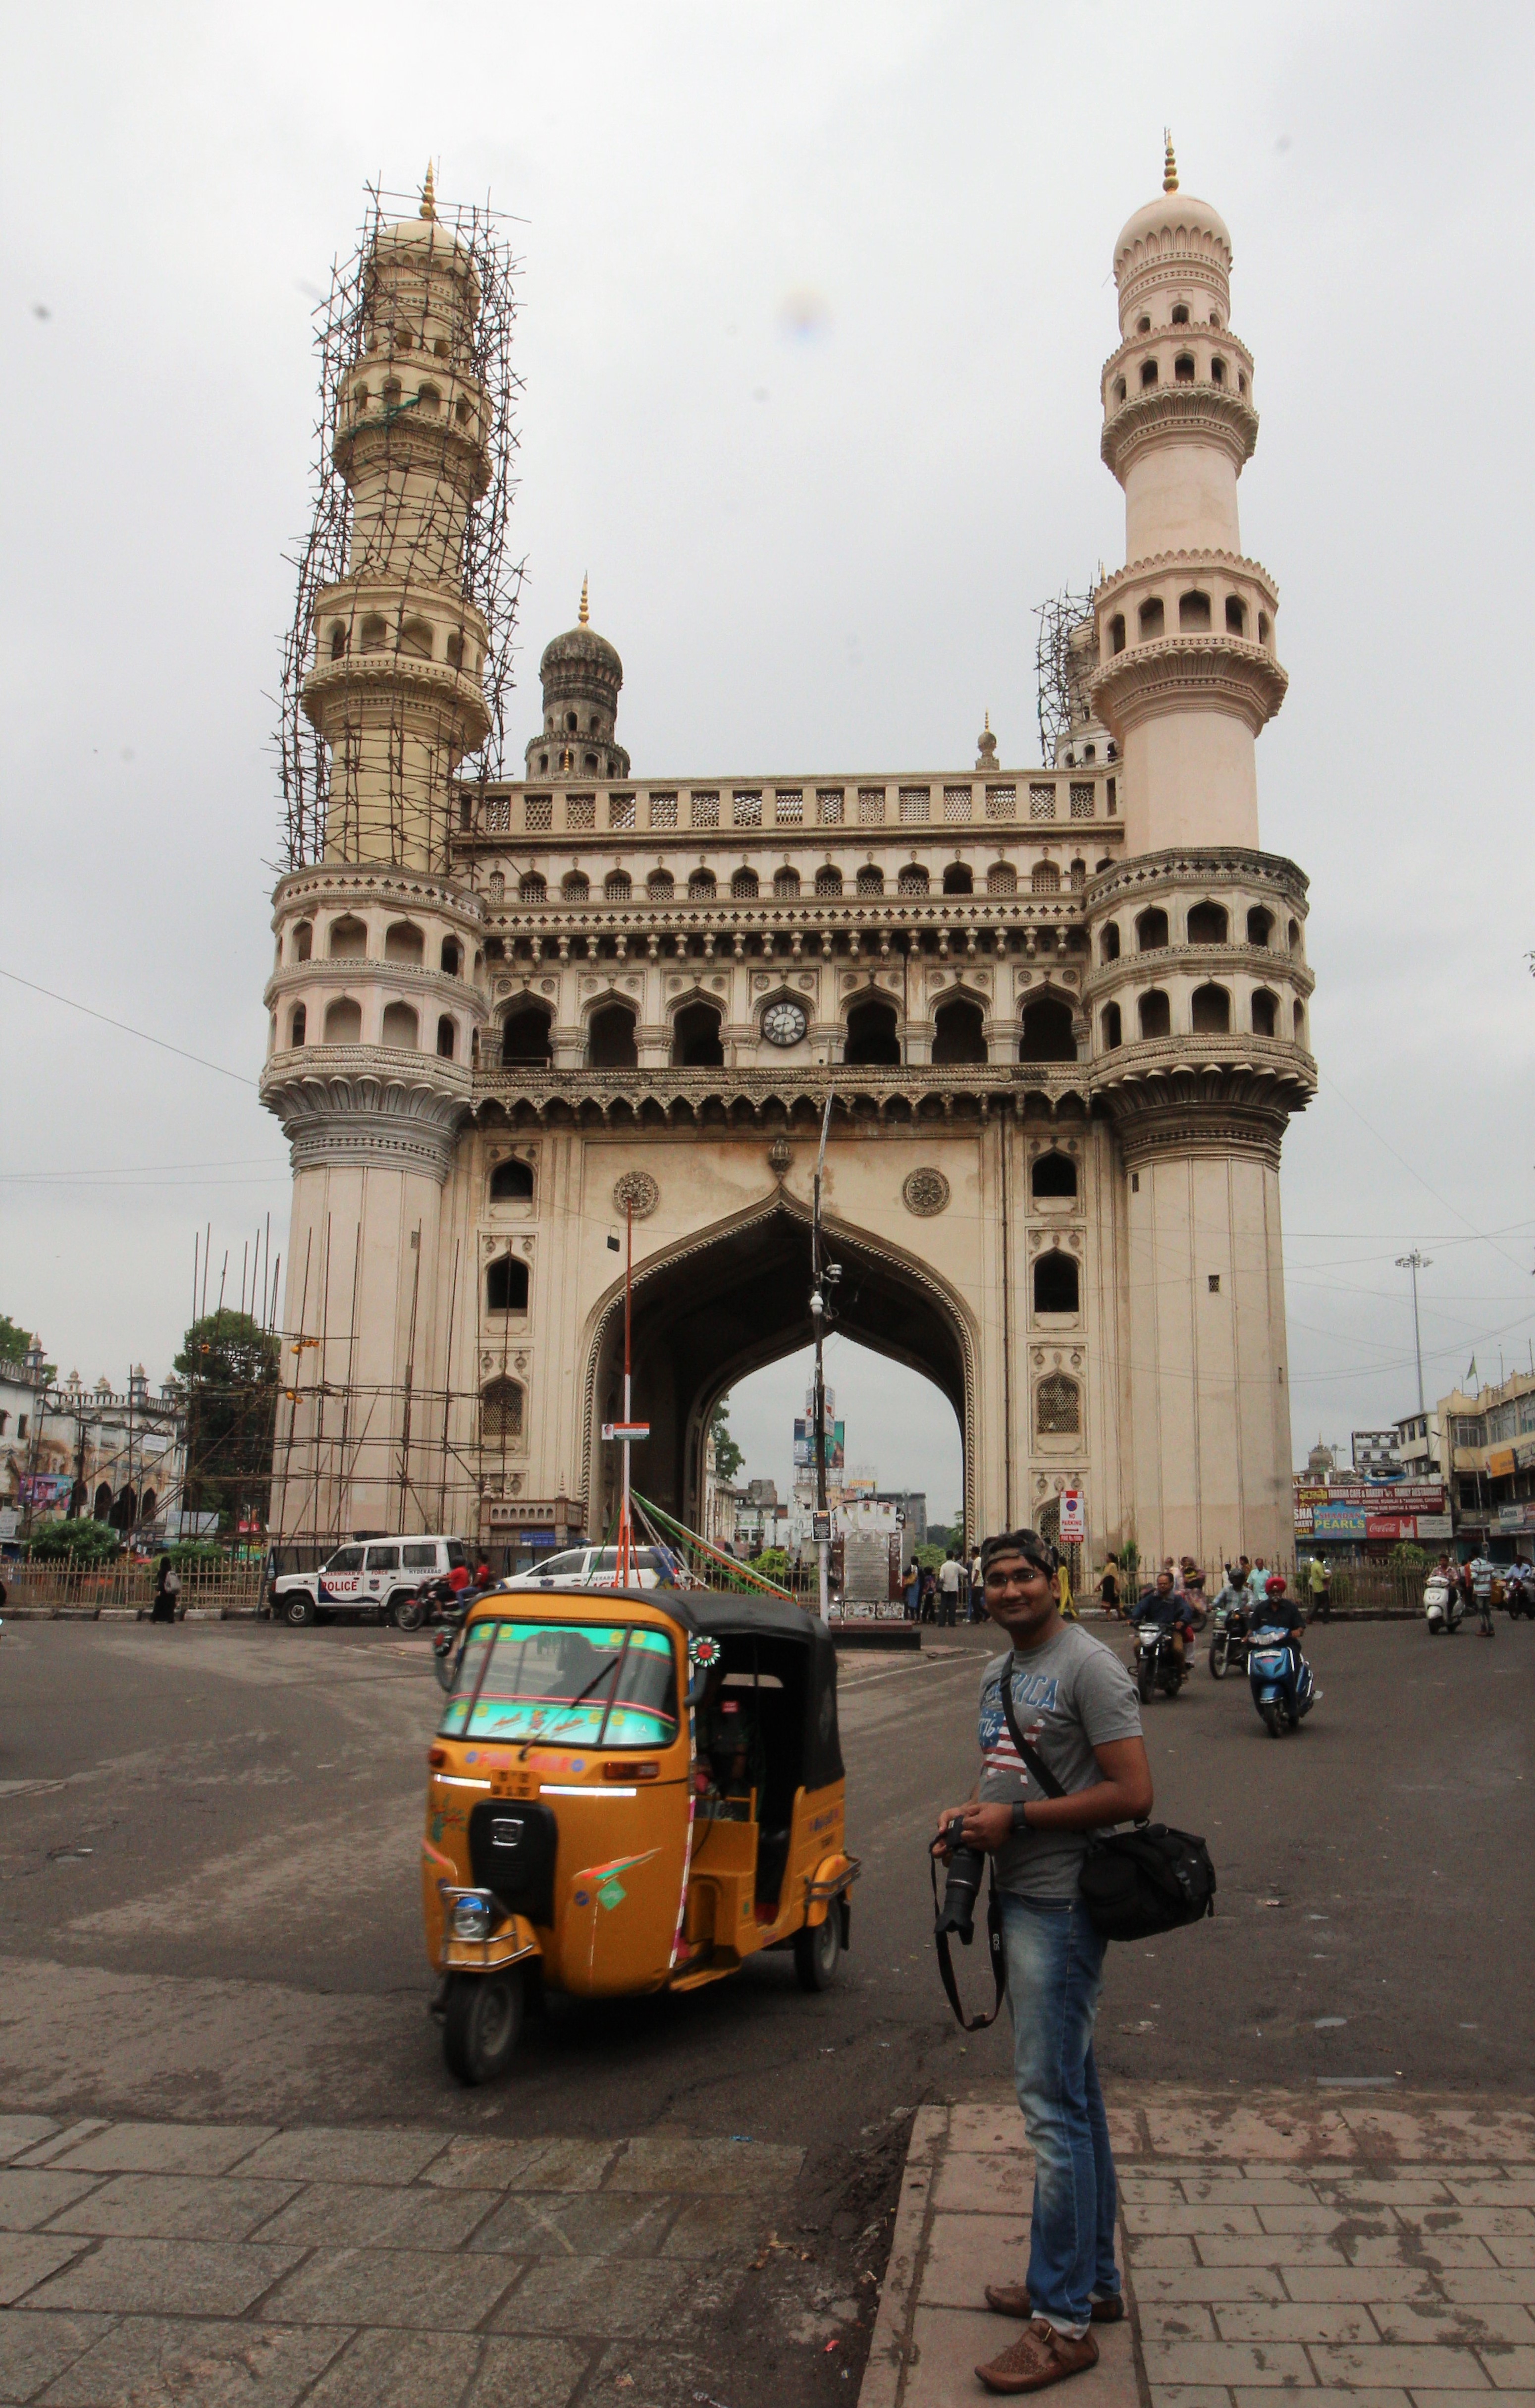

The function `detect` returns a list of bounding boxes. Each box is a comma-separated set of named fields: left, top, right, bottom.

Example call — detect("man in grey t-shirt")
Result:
left=935, top=1529, right=1151, bottom=2396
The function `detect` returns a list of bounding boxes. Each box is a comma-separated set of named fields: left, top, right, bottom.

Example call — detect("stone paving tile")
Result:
left=24, top=2237, right=306, bottom=2320
left=1132, top=2268, right=1289, bottom=2303
left=1394, top=2211, right=1535, bottom=2237
left=1479, top=2354, right=1535, bottom=2390
left=918, top=2210, right=1031, bottom=2311
left=0, top=2308, right=113, bottom=2403
left=470, top=2191, right=676, bottom=2261
left=1453, top=2189, right=1535, bottom=2209
left=1144, top=2107, right=1355, bottom=2163
left=488, top=2255, right=695, bottom=2339
left=1341, top=2113, right=1535, bottom=2165
left=1328, top=2183, right=1460, bottom=2207
left=1444, top=2276, right=1535, bottom=2306
left=1491, top=2244, right=1535, bottom=2270
left=1215, top=2302, right=1378, bottom=2343
left=1408, top=2396, right=1535, bottom=2408
left=35, top=2315, right=346, bottom=2407
left=1311, top=2343, right=1493, bottom=2387
left=1138, top=2302, right=1218, bottom=2342
left=1145, top=2387, right=1234, bottom=2408
left=1142, top=2339, right=1317, bottom=2385
left=1352, top=2236, right=1498, bottom=2269
left=249, top=2180, right=498, bottom=2253
left=420, top=2134, right=619, bottom=2193
left=1129, top=2236, right=1200, bottom=2266
left=231, top=2127, right=449, bottom=2188
left=0, top=2174, right=101, bottom=2234
left=0, top=2122, right=61, bottom=2168
left=1258, top=2205, right=1376, bottom=2235
left=1232, top=2394, right=1411, bottom=2408
left=43, top=2125, right=276, bottom=2179
left=606, top=2135, right=802, bottom=2194
left=660, top=2196, right=768, bottom=2258
left=1127, top=2205, right=1266, bottom=2236
left=1183, top=2179, right=1326, bottom=2205
left=301, top=2328, right=483, bottom=2408
left=44, top=2174, right=304, bottom=2244
left=262, top=2244, right=513, bottom=2332
left=947, top=2104, right=1025, bottom=2155
left=1283, top=2269, right=1444, bottom=2301
left=1, top=2235, right=90, bottom=2307
left=462, top=2336, right=593, bottom=2407
left=1122, top=2179, right=1186, bottom=2204
left=1195, top=2235, right=1350, bottom=2266
left=929, top=2151, right=1033, bottom=2215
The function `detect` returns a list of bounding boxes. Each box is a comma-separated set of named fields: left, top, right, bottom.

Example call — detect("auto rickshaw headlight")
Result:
left=450, top=1893, right=494, bottom=1941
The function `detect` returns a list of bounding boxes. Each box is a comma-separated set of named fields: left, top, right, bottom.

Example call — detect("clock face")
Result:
left=762, top=999, right=808, bottom=1048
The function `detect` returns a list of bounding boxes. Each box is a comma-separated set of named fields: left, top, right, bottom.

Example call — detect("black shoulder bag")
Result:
left=999, top=1654, right=1217, bottom=1941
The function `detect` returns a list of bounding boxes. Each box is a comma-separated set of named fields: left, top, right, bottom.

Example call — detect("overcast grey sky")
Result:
left=2, top=1, right=1531, bottom=1506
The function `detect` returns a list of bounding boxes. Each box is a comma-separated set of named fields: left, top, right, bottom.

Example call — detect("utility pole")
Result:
left=1396, top=1251, right=1432, bottom=1417
left=809, top=1095, right=839, bottom=1625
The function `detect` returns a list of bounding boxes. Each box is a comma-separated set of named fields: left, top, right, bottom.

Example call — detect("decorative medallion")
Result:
left=768, top=1135, right=793, bottom=1176
left=902, top=1168, right=951, bottom=1218
left=762, top=999, right=808, bottom=1048
left=612, top=1170, right=659, bottom=1220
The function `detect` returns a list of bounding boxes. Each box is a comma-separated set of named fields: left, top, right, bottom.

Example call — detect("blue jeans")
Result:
left=1000, top=1891, right=1119, bottom=2337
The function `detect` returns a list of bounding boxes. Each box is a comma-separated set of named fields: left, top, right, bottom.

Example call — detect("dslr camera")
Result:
left=933, top=1811, right=987, bottom=1944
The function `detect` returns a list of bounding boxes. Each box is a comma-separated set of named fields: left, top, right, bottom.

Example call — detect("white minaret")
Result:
left=1084, top=140, right=1314, bottom=1570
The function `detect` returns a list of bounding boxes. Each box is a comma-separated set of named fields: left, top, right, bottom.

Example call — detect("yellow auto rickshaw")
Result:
left=422, top=1586, right=859, bottom=2083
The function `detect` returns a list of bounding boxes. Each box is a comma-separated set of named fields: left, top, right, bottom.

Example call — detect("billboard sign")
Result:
left=1312, top=1506, right=1368, bottom=1539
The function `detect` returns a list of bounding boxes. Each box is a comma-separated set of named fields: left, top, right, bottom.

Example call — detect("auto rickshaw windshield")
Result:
left=437, top=1618, right=680, bottom=1749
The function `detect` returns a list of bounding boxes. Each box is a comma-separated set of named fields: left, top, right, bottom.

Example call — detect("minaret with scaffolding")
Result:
left=261, top=169, right=522, bottom=1541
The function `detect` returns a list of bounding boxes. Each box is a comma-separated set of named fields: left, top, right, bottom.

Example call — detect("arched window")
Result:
left=489, top=872, right=505, bottom=903
left=501, top=1006, right=552, bottom=1065
left=1031, top=862, right=1060, bottom=894
left=1287, top=918, right=1300, bottom=953
left=897, top=864, right=929, bottom=895
left=1140, top=357, right=1159, bottom=388
left=1109, top=613, right=1125, bottom=655
left=673, top=1000, right=724, bottom=1066
left=93, top=1480, right=113, bottom=1521
left=565, top=711, right=579, bottom=733
left=1138, top=598, right=1164, bottom=642
left=1293, top=1001, right=1307, bottom=1044
left=773, top=868, right=800, bottom=899
left=1100, top=923, right=1120, bottom=964
left=1224, top=594, right=1246, bottom=634
left=1136, top=315, right=1151, bottom=333
left=583, top=754, right=598, bottom=772
left=140, top=1489, right=157, bottom=1524
left=855, top=865, right=884, bottom=896
left=1031, top=1151, right=1077, bottom=1201
left=381, top=1001, right=420, bottom=1048
left=1171, top=303, right=1190, bottom=325
left=1190, top=983, right=1230, bottom=1034
left=1247, top=906, right=1273, bottom=947
left=1178, top=591, right=1211, bottom=632
left=932, top=996, right=987, bottom=1065
left=440, top=937, right=462, bottom=975
left=942, top=863, right=972, bottom=895
left=1101, top=1001, right=1122, bottom=1050
left=481, top=1376, right=524, bottom=1442
left=589, top=1004, right=637, bottom=1068
left=1174, top=352, right=1195, bottom=382
left=1033, top=1252, right=1080, bottom=1313
left=563, top=873, right=590, bottom=902
left=400, top=617, right=433, bottom=658
left=605, top=871, right=633, bottom=902
left=1211, top=355, right=1227, bottom=386
left=486, top=1255, right=530, bottom=1313
left=648, top=870, right=675, bottom=901
left=289, top=1002, right=307, bottom=1047
left=416, top=382, right=441, bottom=414
left=1251, top=989, right=1278, bottom=1038
left=1186, top=901, right=1228, bottom=946
left=384, top=921, right=424, bottom=964
left=1069, top=859, right=1086, bottom=890
left=814, top=865, right=843, bottom=897
left=732, top=868, right=760, bottom=899
left=445, top=631, right=466, bottom=668
left=359, top=613, right=387, bottom=653
left=1112, top=378, right=1126, bottom=405
left=328, top=623, right=347, bottom=659
left=328, top=915, right=367, bottom=959
left=323, top=997, right=362, bottom=1043
left=688, top=870, right=716, bottom=901
left=1138, top=990, right=1170, bottom=1039
left=292, top=921, right=313, bottom=962
left=1135, top=907, right=1168, bottom=951
left=1020, top=995, right=1076, bottom=1061
left=844, top=998, right=900, bottom=1065
left=436, top=1015, right=456, bottom=1058
left=986, top=863, right=1016, bottom=896
left=490, top=1157, right=535, bottom=1202
left=1258, top=610, right=1270, bottom=644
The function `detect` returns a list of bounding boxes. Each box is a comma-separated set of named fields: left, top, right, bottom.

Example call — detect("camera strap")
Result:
left=929, top=1851, right=1006, bottom=2030
left=999, top=1652, right=1067, bottom=1800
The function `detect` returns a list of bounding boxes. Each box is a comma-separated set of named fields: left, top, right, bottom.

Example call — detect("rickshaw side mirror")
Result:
left=684, top=1667, right=709, bottom=1710
left=432, top=1632, right=459, bottom=1693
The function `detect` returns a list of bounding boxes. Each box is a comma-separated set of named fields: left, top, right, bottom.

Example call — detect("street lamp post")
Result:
left=809, top=1095, right=839, bottom=1625
left=1396, top=1250, right=1432, bottom=1419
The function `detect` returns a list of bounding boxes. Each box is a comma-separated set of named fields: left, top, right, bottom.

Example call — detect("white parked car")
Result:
left=507, top=1544, right=682, bottom=1593
left=271, top=1536, right=472, bottom=1629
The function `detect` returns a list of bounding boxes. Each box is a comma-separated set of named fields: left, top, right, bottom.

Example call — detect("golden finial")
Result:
left=421, top=161, right=436, bottom=220
left=579, top=573, right=589, bottom=627
left=1163, top=131, right=1178, bottom=194
left=984, top=710, right=991, bottom=732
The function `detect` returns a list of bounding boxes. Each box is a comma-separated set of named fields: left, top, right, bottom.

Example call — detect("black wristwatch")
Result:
left=1009, top=1800, right=1031, bottom=1834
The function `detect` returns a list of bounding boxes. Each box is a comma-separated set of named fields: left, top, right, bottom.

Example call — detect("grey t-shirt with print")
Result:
left=977, top=1622, right=1143, bottom=1899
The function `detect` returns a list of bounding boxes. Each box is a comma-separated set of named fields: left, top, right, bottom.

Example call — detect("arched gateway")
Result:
left=261, top=158, right=1316, bottom=1573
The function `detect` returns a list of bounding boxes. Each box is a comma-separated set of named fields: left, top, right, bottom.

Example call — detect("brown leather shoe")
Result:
left=985, top=2284, right=1125, bottom=2324
left=976, top=2317, right=1100, bottom=2394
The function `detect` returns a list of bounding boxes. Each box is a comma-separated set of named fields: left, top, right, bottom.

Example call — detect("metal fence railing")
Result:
left=2, top=1561, right=266, bottom=1616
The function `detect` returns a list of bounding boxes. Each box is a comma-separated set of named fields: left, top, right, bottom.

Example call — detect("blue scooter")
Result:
left=1247, top=1623, right=1315, bottom=1738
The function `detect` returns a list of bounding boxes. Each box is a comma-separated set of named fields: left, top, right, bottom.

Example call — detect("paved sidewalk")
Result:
left=0, top=2109, right=803, bottom=2405
left=862, top=2086, right=1535, bottom=2408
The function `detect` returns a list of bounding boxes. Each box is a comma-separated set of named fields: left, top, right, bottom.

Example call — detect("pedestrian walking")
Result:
left=970, top=1549, right=985, bottom=1624
left=1306, top=1553, right=1332, bottom=1623
left=150, top=1554, right=180, bottom=1624
left=1467, top=1550, right=1496, bottom=1638
left=903, top=1558, right=921, bottom=1620
left=1097, top=1562, right=1120, bottom=1616
left=938, top=1551, right=963, bottom=1628
left=933, top=1527, right=1151, bottom=2392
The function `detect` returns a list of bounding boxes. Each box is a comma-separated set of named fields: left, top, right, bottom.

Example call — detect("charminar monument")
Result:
left=261, top=143, right=1314, bottom=1573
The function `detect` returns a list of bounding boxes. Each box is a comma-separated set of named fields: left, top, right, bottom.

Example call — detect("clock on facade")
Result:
left=761, top=999, right=808, bottom=1047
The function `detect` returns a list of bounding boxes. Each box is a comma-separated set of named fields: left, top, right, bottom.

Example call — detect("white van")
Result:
left=272, top=1535, right=472, bottom=1628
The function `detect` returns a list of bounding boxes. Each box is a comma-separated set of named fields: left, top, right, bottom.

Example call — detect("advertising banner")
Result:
left=1486, top=1448, right=1517, bottom=1480
left=1294, top=1481, right=1445, bottom=1512
left=1313, top=1506, right=1368, bottom=1539
left=1366, top=1516, right=1412, bottom=1541
left=1414, top=1514, right=1452, bottom=1539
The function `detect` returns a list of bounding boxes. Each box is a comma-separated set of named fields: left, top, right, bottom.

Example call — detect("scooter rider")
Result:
left=1254, top=1572, right=1306, bottom=1637
left=1138, top=1568, right=1196, bottom=1675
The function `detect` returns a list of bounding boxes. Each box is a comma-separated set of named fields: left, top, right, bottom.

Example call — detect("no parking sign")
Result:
left=1059, top=1487, right=1085, bottom=1544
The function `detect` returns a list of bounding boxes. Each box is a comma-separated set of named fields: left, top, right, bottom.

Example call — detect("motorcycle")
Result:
left=1247, top=1622, right=1315, bottom=1736
left=1504, top=1574, right=1532, bottom=1622
left=1207, top=1590, right=1251, bottom=1681
left=1134, top=1620, right=1188, bottom=1702
left=1424, top=1576, right=1462, bottom=1636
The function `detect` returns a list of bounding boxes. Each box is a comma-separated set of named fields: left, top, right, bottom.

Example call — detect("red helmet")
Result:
left=1265, top=1574, right=1287, bottom=1597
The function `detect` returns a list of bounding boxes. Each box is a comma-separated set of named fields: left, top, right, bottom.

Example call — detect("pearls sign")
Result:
left=612, top=1171, right=660, bottom=1220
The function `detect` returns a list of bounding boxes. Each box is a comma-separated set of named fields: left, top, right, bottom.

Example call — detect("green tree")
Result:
left=0, top=1315, right=55, bottom=1377
left=174, top=1310, right=280, bottom=1533
left=27, top=1517, right=119, bottom=1563
left=710, top=1396, right=744, bottom=1485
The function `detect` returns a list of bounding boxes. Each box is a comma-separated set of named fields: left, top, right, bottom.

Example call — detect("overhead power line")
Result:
left=0, top=969, right=258, bottom=1088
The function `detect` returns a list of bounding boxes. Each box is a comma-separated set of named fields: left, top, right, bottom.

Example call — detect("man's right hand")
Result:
left=932, top=1806, right=969, bottom=1860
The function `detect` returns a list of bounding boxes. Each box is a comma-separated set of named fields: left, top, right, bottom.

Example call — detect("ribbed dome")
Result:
left=1114, top=188, right=1232, bottom=285
left=540, top=622, right=623, bottom=683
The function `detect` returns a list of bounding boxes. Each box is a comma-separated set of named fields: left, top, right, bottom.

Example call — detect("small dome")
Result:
left=1114, top=187, right=1232, bottom=285
left=539, top=577, right=622, bottom=685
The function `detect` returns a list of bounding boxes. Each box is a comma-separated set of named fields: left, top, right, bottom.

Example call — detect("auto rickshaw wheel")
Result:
left=442, top=1970, right=523, bottom=2085
left=794, top=1909, right=842, bottom=1993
